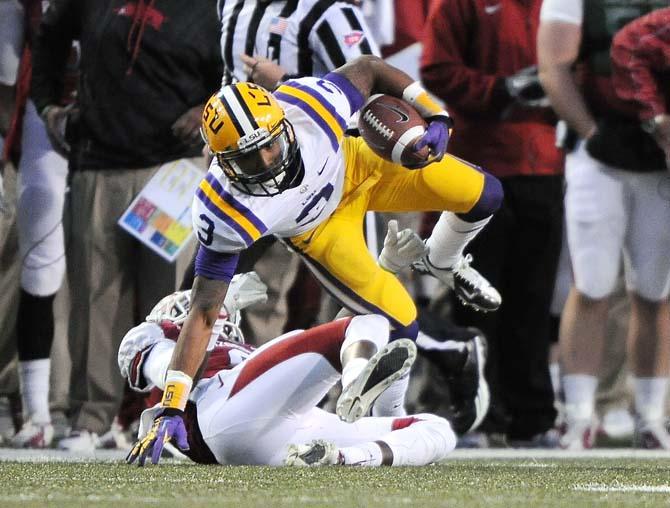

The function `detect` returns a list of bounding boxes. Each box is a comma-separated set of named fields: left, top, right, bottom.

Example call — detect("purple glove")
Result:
left=126, top=409, right=190, bottom=466
left=413, top=118, right=452, bottom=162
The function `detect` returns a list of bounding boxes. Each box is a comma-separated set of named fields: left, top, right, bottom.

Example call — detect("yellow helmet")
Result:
left=201, top=83, right=301, bottom=196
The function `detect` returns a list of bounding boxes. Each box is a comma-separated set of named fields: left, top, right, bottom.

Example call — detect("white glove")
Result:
left=378, top=220, right=429, bottom=273
left=223, top=271, right=268, bottom=314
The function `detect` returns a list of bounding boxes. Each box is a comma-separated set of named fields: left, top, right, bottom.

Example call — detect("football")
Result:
left=358, top=94, right=429, bottom=167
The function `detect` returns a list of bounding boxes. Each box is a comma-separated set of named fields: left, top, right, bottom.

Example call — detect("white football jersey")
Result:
left=192, top=75, right=358, bottom=254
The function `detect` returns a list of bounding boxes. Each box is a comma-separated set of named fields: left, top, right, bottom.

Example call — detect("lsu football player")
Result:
left=138, top=55, right=502, bottom=459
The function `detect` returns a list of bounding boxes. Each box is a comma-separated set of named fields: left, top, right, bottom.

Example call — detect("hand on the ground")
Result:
left=126, top=409, right=189, bottom=466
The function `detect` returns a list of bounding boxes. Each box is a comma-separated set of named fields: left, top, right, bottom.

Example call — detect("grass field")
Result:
left=2, top=451, right=670, bottom=508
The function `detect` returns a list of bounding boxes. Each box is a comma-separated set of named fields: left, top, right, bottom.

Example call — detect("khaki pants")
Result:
left=0, top=162, right=19, bottom=396
left=66, top=162, right=199, bottom=434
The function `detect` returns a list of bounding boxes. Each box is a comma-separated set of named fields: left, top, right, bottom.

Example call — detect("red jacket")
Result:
left=381, top=0, right=430, bottom=57
left=611, top=7, right=670, bottom=122
left=420, top=0, right=563, bottom=177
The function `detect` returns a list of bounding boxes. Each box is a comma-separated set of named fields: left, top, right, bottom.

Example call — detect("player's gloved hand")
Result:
left=504, top=65, right=550, bottom=108
left=379, top=219, right=429, bottom=273
left=413, top=117, right=452, bottom=163
left=126, top=408, right=189, bottom=466
left=224, top=271, right=268, bottom=314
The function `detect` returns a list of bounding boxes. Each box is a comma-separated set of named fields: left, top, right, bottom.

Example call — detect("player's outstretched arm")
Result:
left=126, top=275, right=229, bottom=466
left=170, top=275, right=230, bottom=378
left=333, top=55, right=452, bottom=163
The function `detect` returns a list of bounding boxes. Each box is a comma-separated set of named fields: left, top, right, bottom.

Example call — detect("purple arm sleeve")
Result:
left=194, top=245, right=239, bottom=282
left=323, top=72, right=365, bottom=115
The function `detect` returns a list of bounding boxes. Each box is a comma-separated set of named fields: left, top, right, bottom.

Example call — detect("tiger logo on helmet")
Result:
left=201, top=83, right=302, bottom=197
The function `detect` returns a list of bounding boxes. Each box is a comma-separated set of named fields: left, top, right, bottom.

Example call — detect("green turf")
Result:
left=2, top=459, right=670, bottom=508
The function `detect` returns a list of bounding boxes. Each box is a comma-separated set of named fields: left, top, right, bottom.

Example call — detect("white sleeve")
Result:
left=308, top=2, right=380, bottom=71
left=0, top=0, right=25, bottom=86
left=540, top=0, right=583, bottom=25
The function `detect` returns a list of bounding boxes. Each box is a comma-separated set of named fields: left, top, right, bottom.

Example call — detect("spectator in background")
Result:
left=31, top=0, right=222, bottom=451
left=538, top=0, right=670, bottom=450
left=380, top=0, right=429, bottom=59
left=1, top=0, right=74, bottom=449
left=611, top=7, right=670, bottom=168
left=421, top=0, right=564, bottom=446
left=0, top=0, right=24, bottom=210
left=0, top=0, right=26, bottom=441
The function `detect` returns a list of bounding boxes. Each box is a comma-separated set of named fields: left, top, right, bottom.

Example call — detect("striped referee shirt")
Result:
left=218, top=0, right=380, bottom=84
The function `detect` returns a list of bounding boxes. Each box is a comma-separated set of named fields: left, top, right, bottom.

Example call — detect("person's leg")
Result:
left=0, top=162, right=20, bottom=415
left=196, top=316, right=397, bottom=464
left=560, top=145, right=626, bottom=449
left=450, top=183, right=509, bottom=437
left=358, top=137, right=504, bottom=311
left=623, top=170, right=670, bottom=448
left=62, top=169, right=137, bottom=450
left=12, top=102, right=67, bottom=447
left=498, top=176, right=563, bottom=442
left=287, top=410, right=456, bottom=466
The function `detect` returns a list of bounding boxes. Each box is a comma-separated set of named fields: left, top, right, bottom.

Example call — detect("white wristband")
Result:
left=402, top=81, right=451, bottom=123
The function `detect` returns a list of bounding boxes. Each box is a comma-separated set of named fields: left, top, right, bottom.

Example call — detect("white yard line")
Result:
left=573, top=484, right=670, bottom=493
left=0, top=447, right=668, bottom=463
left=447, top=448, right=670, bottom=460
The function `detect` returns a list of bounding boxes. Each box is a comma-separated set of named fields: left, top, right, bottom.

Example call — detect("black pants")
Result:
left=453, top=175, right=563, bottom=439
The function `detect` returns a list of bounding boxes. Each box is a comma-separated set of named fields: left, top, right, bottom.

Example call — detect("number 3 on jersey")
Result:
left=198, top=214, right=215, bottom=246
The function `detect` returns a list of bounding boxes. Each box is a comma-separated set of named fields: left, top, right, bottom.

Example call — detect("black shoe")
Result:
left=420, top=333, right=489, bottom=435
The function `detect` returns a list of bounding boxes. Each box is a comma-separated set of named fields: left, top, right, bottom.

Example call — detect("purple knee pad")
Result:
left=458, top=172, right=503, bottom=222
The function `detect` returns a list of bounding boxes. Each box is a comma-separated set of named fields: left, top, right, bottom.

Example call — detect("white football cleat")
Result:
left=98, top=418, right=132, bottom=450
left=285, top=440, right=343, bottom=466
left=633, top=419, right=670, bottom=450
left=413, top=253, right=501, bottom=312
left=58, top=430, right=101, bottom=452
left=336, top=339, right=417, bottom=423
left=10, top=420, right=54, bottom=449
left=559, top=418, right=596, bottom=450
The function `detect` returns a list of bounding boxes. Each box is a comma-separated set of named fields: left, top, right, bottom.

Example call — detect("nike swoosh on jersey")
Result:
left=484, top=4, right=501, bottom=14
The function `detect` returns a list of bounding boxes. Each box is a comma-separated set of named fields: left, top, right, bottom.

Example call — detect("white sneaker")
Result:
left=98, top=418, right=132, bottom=450
left=285, top=440, right=343, bottom=466
left=336, top=339, right=417, bottom=423
left=413, top=253, right=501, bottom=312
left=9, top=420, right=54, bottom=449
left=560, top=418, right=595, bottom=450
left=634, top=419, right=670, bottom=450
left=58, top=430, right=101, bottom=452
